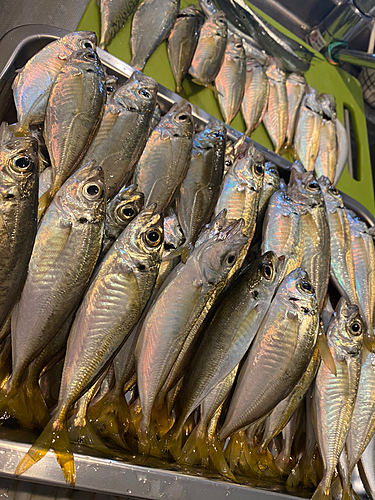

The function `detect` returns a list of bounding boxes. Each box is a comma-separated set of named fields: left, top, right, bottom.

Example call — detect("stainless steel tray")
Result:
left=0, top=24, right=372, bottom=500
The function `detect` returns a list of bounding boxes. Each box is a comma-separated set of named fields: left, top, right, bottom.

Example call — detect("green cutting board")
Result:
left=78, top=0, right=375, bottom=215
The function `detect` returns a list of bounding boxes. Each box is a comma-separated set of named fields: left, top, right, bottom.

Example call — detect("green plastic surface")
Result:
left=77, top=0, right=375, bottom=215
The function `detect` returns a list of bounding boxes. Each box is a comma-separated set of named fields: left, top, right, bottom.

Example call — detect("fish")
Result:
left=189, top=12, right=228, bottom=87
left=261, top=188, right=303, bottom=284
left=288, top=167, right=330, bottom=311
left=132, top=100, right=193, bottom=212
left=285, top=73, right=306, bottom=148
left=99, top=0, right=139, bottom=49
left=166, top=252, right=284, bottom=448
left=38, top=166, right=52, bottom=199
left=15, top=206, right=164, bottom=484
left=12, top=31, right=97, bottom=133
left=136, top=219, right=248, bottom=454
left=81, top=71, right=158, bottom=199
left=341, top=347, right=375, bottom=500
left=130, top=0, right=180, bottom=71
left=312, top=298, right=363, bottom=500
left=334, top=118, right=348, bottom=185
left=215, top=35, right=246, bottom=125
left=358, top=433, right=375, bottom=500
left=0, top=123, right=39, bottom=332
left=176, top=120, right=226, bottom=254
left=104, top=73, right=119, bottom=98
left=241, top=58, right=269, bottom=136
left=263, top=57, right=288, bottom=154
left=314, top=94, right=337, bottom=184
left=149, top=103, right=162, bottom=134
left=318, top=177, right=357, bottom=308
left=2, top=160, right=106, bottom=428
left=215, top=0, right=313, bottom=73
left=347, top=209, right=375, bottom=350
left=168, top=5, right=204, bottom=94
left=101, top=184, right=144, bottom=257
left=214, top=140, right=264, bottom=238
left=294, top=86, right=322, bottom=171
left=218, top=267, right=319, bottom=441
left=40, top=48, right=106, bottom=217
left=257, top=161, right=280, bottom=225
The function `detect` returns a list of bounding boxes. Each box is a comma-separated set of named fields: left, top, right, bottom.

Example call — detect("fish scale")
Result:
left=241, top=59, right=269, bottom=136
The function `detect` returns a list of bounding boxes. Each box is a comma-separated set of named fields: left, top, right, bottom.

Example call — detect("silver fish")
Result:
left=219, top=267, right=319, bottom=441
left=12, top=31, right=97, bottom=132
left=81, top=71, right=158, bottom=199
left=334, top=118, right=348, bottom=186
left=263, top=57, right=288, bottom=154
left=257, top=161, right=280, bottom=224
left=132, top=100, right=193, bottom=212
left=314, top=93, right=337, bottom=184
left=99, top=0, right=139, bottom=49
left=294, top=86, right=322, bottom=171
left=241, top=58, right=269, bottom=136
left=215, top=35, right=246, bottom=125
left=131, top=0, right=180, bottom=71
left=285, top=73, right=306, bottom=148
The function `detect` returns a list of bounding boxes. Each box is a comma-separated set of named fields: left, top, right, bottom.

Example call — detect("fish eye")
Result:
left=83, top=181, right=103, bottom=200
left=307, top=181, right=319, bottom=190
left=177, top=113, right=188, bottom=122
left=226, top=253, right=236, bottom=266
left=85, top=52, right=96, bottom=60
left=82, top=40, right=94, bottom=49
left=218, top=18, right=225, bottom=24
left=350, top=321, right=362, bottom=335
left=138, top=88, right=151, bottom=99
left=115, top=204, right=136, bottom=222
left=300, top=281, right=314, bottom=293
left=145, top=228, right=162, bottom=247
left=255, top=164, right=264, bottom=176
left=225, top=159, right=233, bottom=167
left=12, top=156, right=32, bottom=171
left=235, top=44, right=242, bottom=49
left=262, top=263, right=273, bottom=280
left=212, top=131, right=222, bottom=138
left=329, top=186, right=339, bottom=196
left=107, top=85, right=115, bottom=94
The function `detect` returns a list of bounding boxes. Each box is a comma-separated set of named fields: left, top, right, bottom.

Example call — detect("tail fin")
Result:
left=152, top=400, right=174, bottom=439
left=311, top=484, right=332, bottom=500
left=0, top=336, right=11, bottom=388
left=224, top=431, right=245, bottom=473
left=88, top=389, right=135, bottom=449
left=69, top=417, right=121, bottom=458
left=15, top=415, right=75, bottom=485
left=208, top=433, right=237, bottom=482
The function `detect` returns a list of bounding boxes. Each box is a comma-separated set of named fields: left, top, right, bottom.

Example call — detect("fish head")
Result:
left=246, top=58, right=262, bottom=72
left=205, top=11, right=227, bottom=38
left=265, top=57, right=285, bottom=83
left=179, top=5, right=203, bottom=18
left=246, top=250, right=285, bottom=299
left=320, top=93, right=336, bottom=121
left=195, top=218, right=248, bottom=286
left=302, top=86, right=322, bottom=115
left=287, top=72, right=306, bottom=86
left=263, top=162, right=280, bottom=190
left=280, top=268, right=318, bottom=319
left=104, top=73, right=119, bottom=99
left=114, top=72, right=158, bottom=114
left=226, top=35, right=245, bottom=61
left=233, top=142, right=264, bottom=193
left=56, top=160, right=106, bottom=223
left=195, top=208, right=229, bottom=247
left=65, top=48, right=105, bottom=84
left=162, top=100, right=194, bottom=139
left=317, top=175, right=344, bottom=212
left=273, top=189, right=300, bottom=217
left=198, top=0, right=217, bottom=17
left=62, top=31, right=97, bottom=52
left=288, top=170, right=323, bottom=209
left=193, top=120, right=226, bottom=150
left=164, top=209, right=185, bottom=250
left=118, top=206, right=164, bottom=270
left=329, top=297, right=363, bottom=356
left=105, top=184, right=144, bottom=238
left=0, top=123, right=38, bottom=200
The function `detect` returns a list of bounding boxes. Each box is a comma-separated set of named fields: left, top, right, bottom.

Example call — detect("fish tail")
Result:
left=152, top=400, right=174, bottom=438
left=0, top=337, right=11, bottom=388
left=130, top=57, right=144, bottom=72
left=311, top=483, right=332, bottom=500
left=15, top=415, right=76, bottom=485
left=275, top=448, right=293, bottom=475
left=24, top=378, right=50, bottom=428
left=89, top=389, right=135, bottom=448
left=246, top=442, right=280, bottom=478
left=177, top=424, right=207, bottom=466
left=224, top=431, right=244, bottom=473
left=38, top=189, right=53, bottom=221
left=244, top=127, right=253, bottom=137
left=208, top=433, right=237, bottom=482
left=341, top=485, right=361, bottom=500
left=69, top=416, right=121, bottom=458
left=157, top=420, right=184, bottom=460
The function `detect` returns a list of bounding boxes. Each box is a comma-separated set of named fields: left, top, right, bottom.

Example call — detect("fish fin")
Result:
left=190, top=78, right=222, bottom=97
left=69, top=417, right=122, bottom=458
left=25, top=379, right=50, bottom=428
left=311, top=484, right=332, bottom=500
left=341, top=486, right=361, bottom=500
left=138, top=418, right=161, bottom=457
left=0, top=337, right=11, bottom=389
left=176, top=86, right=188, bottom=99
left=208, top=433, right=237, bottom=482
left=224, top=431, right=244, bottom=473
left=38, top=189, right=53, bottom=221
left=317, top=332, right=336, bottom=376
left=177, top=424, right=207, bottom=466
left=98, top=41, right=106, bottom=50
left=89, top=389, right=135, bottom=448
left=157, top=424, right=183, bottom=460
left=130, top=57, right=144, bottom=72
left=152, top=400, right=174, bottom=438
left=330, top=476, right=342, bottom=499
left=275, top=449, right=293, bottom=475
left=163, top=243, right=192, bottom=263
left=15, top=416, right=76, bottom=485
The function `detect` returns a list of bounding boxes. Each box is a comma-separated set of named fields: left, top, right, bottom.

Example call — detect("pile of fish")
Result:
left=0, top=28, right=375, bottom=500
left=97, top=0, right=347, bottom=186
